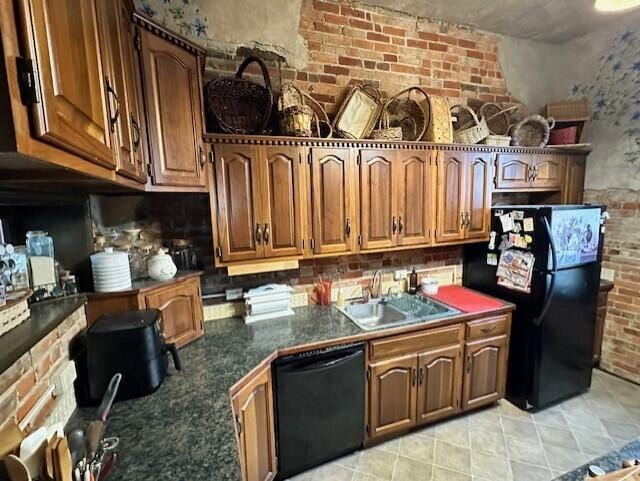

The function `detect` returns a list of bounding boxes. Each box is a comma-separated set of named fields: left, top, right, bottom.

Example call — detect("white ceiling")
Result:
left=362, top=0, right=640, bottom=43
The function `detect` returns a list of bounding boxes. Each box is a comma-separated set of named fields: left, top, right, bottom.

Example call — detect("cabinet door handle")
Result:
left=255, top=224, right=262, bottom=244
left=481, top=324, right=496, bottom=334
left=199, top=146, right=206, bottom=169
left=460, top=212, right=466, bottom=229
left=418, top=367, right=424, bottom=386
left=398, top=216, right=404, bottom=234
left=263, top=224, right=270, bottom=243
left=235, top=414, right=243, bottom=435
left=105, top=77, right=120, bottom=132
left=465, top=212, right=471, bottom=227
left=412, top=368, right=417, bottom=386
left=466, top=354, right=472, bottom=374
left=392, top=216, right=398, bottom=234
left=345, top=218, right=351, bottom=238
left=131, top=115, right=141, bottom=150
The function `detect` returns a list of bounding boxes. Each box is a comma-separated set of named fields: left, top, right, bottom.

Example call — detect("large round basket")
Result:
left=510, top=115, right=556, bottom=147
left=479, top=103, right=517, bottom=136
left=204, top=56, right=273, bottom=135
left=384, top=87, right=429, bottom=141
left=451, top=104, right=490, bottom=144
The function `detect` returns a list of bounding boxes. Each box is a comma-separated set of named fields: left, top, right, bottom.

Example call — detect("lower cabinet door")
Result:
left=144, top=278, right=204, bottom=348
left=369, top=354, right=417, bottom=439
left=462, top=335, right=508, bottom=410
left=416, top=344, right=463, bottom=425
left=231, top=365, right=277, bottom=481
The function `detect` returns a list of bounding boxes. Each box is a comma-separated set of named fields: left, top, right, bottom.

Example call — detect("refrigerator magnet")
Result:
left=500, top=214, right=515, bottom=232
left=487, top=253, right=498, bottom=266
left=524, top=234, right=533, bottom=245
left=512, top=210, right=524, bottom=220
left=523, top=217, right=534, bottom=232
left=494, top=209, right=504, bottom=217
left=488, top=231, right=497, bottom=250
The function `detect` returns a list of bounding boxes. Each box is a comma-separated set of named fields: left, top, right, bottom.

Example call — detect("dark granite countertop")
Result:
left=0, top=294, right=87, bottom=373
left=69, top=299, right=514, bottom=481
left=555, top=438, right=640, bottom=480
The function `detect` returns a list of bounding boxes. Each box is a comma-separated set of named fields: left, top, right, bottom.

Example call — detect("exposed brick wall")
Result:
left=204, top=0, right=518, bottom=119
left=585, top=189, right=640, bottom=384
left=0, top=307, right=86, bottom=433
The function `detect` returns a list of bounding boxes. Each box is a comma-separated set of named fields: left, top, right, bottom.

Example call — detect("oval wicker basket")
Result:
left=451, top=104, right=490, bottom=144
left=370, top=110, right=403, bottom=140
left=479, top=103, right=517, bottom=136
left=278, top=83, right=332, bottom=138
left=510, top=115, right=556, bottom=148
left=384, top=87, right=429, bottom=141
left=204, top=56, right=273, bottom=135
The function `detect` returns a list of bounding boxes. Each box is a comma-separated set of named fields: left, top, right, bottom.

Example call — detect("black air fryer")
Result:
left=75, top=309, right=181, bottom=404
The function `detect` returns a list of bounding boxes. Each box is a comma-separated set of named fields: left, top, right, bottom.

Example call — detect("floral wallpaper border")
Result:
left=134, top=0, right=210, bottom=39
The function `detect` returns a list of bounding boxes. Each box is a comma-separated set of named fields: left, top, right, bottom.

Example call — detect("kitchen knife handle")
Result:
left=166, top=343, right=182, bottom=371
left=255, top=224, right=262, bottom=244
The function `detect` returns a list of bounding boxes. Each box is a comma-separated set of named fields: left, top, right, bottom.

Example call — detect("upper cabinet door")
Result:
left=215, top=145, right=264, bottom=262
left=21, top=0, right=115, bottom=167
left=360, top=150, right=396, bottom=250
left=562, top=156, right=586, bottom=204
left=397, top=151, right=432, bottom=247
left=531, top=155, right=564, bottom=190
left=417, top=344, right=463, bottom=425
left=231, top=365, right=277, bottom=481
left=369, top=354, right=417, bottom=440
left=99, top=0, right=146, bottom=182
left=310, top=148, right=354, bottom=255
left=261, top=146, right=304, bottom=258
left=138, top=27, right=205, bottom=187
left=465, top=154, right=492, bottom=240
left=495, top=154, right=531, bottom=189
left=435, top=152, right=466, bottom=243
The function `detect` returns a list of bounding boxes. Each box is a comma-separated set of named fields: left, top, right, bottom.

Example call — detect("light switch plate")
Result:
left=394, top=269, right=408, bottom=281
left=600, top=267, right=615, bottom=282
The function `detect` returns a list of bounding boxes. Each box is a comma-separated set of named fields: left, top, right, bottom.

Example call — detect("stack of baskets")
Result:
left=278, top=82, right=332, bottom=138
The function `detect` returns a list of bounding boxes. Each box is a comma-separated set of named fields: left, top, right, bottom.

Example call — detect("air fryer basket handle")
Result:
left=165, top=343, right=182, bottom=371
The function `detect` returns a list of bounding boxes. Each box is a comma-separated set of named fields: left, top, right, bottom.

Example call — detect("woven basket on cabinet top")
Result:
left=451, top=104, right=490, bottom=144
left=204, top=56, right=274, bottom=135
left=510, top=114, right=555, bottom=148
left=383, top=86, right=429, bottom=141
left=420, top=94, right=453, bottom=143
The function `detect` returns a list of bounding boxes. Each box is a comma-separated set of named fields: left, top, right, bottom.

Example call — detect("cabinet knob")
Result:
left=255, top=224, right=262, bottom=244
left=345, top=218, right=351, bottom=238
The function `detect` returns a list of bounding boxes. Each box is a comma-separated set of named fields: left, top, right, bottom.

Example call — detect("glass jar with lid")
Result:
left=26, top=231, right=54, bottom=258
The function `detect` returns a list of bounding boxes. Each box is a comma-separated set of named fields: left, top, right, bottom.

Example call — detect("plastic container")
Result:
left=26, top=231, right=54, bottom=258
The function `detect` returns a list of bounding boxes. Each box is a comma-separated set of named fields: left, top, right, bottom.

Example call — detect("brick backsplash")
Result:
left=585, top=189, right=640, bottom=384
left=0, top=307, right=86, bottom=433
left=204, top=0, right=518, bottom=120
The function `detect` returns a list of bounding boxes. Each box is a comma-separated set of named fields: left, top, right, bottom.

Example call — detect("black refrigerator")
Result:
left=464, top=204, right=606, bottom=411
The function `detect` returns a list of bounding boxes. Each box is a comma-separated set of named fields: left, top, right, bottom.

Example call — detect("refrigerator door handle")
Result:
left=533, top=216, right=557, bottom=327
left=543, top=216, right=558, bottom=274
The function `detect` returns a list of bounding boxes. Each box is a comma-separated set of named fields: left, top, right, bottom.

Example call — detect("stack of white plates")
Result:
left=90, top=248, right=132, bottom=293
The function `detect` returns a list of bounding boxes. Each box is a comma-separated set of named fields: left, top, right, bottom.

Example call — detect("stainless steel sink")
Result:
left=336, top=294, right=460, bottom=331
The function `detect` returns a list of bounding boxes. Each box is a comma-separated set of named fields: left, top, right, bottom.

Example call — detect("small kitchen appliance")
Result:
left=74, top=309, right=181, bottom=405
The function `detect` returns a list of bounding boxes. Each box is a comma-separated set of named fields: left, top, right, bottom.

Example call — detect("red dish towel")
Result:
left=426, top=285, right=504, bottom=313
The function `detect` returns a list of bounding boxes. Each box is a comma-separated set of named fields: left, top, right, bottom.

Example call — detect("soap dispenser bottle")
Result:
left=409, top=267, right=418, bottom=294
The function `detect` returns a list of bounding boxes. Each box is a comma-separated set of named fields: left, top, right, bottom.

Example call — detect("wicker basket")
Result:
left=480, top=103, right=517, bottom=136
left=483, top=134, right=512, bottom=147
left=204, top=56, right=273, bottom=135
left=544, top=98, right=590, bottom=121
left=510, top=115, right=555, bottom=148
left=333, top=85, right=382, bottom=139
left=451, top=104, right=490, bottom=144
left=278, top=83, right=332, bottom=138
left=0, top=290, right=31, bottom=337
left=420, top=95, right=453, bottom=143
left=370, top=111, right=403, bottom=140
left=384, top=87, right=429, bottom=141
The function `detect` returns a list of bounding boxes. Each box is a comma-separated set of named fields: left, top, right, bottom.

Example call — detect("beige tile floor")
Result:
left=288, top=369, right=640, bottom=481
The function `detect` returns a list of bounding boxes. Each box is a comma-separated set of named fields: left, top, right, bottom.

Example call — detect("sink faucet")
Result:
left=370, top=270, right=382, bottom=299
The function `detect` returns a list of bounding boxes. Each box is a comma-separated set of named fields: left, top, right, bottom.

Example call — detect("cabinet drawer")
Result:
left=370, top=324, right=463, bottom=360
left=466, top=316, right=508, bottom=340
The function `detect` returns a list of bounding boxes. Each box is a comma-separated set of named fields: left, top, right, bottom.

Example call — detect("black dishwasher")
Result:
left=274, top=342, right=365, bottom=480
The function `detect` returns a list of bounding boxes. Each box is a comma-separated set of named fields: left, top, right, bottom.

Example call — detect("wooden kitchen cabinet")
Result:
left=369, top=353, right=417, bottom=439
left=17, top=0, right=115, bottom=168
left=86, top=272, right=204, bottom=348
left=214, top=144, right=305, bottom=263
left=495, top=153, right=564, bottom=191
left=99, top=0, right=146, bottom=182
left=462, top=335, right=508, bottom=410
left=135, top=14, right=207, bottom=189
left=562, top=156, right=586, bottom=204
left=397, top=151, right=432, bottom=246
left=417, top=344, right=463, bottom=424
left=435, top=151, right=492, bottom=243
left=310, top=147, right=355, bottom=255
left=231, top=364, right=277, bottom=481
